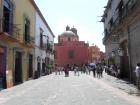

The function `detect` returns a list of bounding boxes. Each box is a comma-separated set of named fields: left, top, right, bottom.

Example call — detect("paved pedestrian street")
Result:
left=1, top=72, right=140, bottom=105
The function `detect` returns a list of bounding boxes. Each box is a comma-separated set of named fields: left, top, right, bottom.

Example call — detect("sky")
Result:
left=34, top=0, right=108, bottom=52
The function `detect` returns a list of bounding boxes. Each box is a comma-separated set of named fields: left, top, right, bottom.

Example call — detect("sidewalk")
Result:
left=98, top=73, right=140, bottom=96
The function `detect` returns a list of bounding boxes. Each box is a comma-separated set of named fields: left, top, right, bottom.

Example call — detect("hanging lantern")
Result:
left=111, top=51, right=115, bottom=57
left=118, top=48, right=124, bottom=56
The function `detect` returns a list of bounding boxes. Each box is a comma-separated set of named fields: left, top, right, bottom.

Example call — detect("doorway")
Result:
left=120, top=41, right=129, bottom=78
left=42, top=63, right=46, bottom=75
left=28, top=54, right=33, bottom=78
left=14, top=51, right=22, bottom=85
left=0, top=49, right=6, bottom=89
left=37, top=62, right=41, bottom=77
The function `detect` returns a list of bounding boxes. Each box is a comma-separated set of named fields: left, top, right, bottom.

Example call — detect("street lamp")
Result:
left=111, top=51, right=115, bottom=57
left=118, top=48, right=124, bottom=56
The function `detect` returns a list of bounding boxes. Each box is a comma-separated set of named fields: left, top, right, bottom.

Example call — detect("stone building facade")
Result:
left=102, top=0, right=140, bottom=82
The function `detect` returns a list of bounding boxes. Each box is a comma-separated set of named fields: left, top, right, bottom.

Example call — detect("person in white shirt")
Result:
left=135, top=63, right=140, bottom=89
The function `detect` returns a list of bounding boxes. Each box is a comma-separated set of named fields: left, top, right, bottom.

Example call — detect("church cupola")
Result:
left=66, top=25, right=70, bottom=31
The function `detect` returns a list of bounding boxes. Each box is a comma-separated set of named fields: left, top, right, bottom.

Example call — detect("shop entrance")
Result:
left=28, top=54, right=33, bottom=78
left=0, top=49, right=6, bottom=89
left=120, top=41, right=129, bottom=78
left=14, top=51, right=22, bottom=85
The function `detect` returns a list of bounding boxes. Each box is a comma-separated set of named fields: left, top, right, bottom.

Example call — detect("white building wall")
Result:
left=35, top=12, right=54, bottom=71
left=46, top=27, right=54, bottom=63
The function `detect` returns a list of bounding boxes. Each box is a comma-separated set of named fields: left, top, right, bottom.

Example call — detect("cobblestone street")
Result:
left=0, top=72, right=140, bottom=105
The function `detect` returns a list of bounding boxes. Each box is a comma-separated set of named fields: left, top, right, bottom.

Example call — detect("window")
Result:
left=104, top=13, right=108, bottom=18
left=68, top=50, right=75, bottom=59
left=105, top=29, right=108, bottom=36
left=3, top=0, right=13, bottom=34
left=110, top=18, right=113, bottom=27
left=118, top=0, right=123, bottom=17
left=24, top=18, right=30, bottom=43
left=68, top=37, right=71, bottom=41
left=40, top=28, right=43, bottom=48
left=108, top=1, right=112, bottom=9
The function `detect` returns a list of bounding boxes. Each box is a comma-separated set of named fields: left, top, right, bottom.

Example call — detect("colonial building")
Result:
left=0, top=0, right=54, bottom=90
left=102, top=0, right=140, bottom=82
left=88, top=45, right=105, bottom=63
left=88, top=45, right=100, bottom=63
left=34, top=1, right=55, bottom=77
left=99, top=51, right=106, bottom=62
left=0, top=0, right=36, bottom=89
left=54, top=26, right=89, bottom=67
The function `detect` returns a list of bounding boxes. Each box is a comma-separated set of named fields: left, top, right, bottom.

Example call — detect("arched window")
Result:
left=3, top=0, right=13, bottom=34
left=24, top=17, right=30, bottom=43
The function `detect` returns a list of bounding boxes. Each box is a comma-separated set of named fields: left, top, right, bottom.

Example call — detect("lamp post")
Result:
left=118, top=48, right=124, bottom=56
left=111, top=51, right=115, bottom=57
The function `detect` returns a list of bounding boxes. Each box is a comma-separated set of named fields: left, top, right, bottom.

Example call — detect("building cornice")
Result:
left=0, top=32, right=35, bottom=48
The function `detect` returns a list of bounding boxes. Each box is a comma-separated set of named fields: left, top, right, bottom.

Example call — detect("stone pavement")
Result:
left=0, top=72, right=140, bottom=105
left=100, top=73, right=140, bottom=96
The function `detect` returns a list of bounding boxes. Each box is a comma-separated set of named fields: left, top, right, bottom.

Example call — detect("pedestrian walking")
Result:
left=55, top=64, right=58, bottom=75
left=96, top=65, right=100, bottom=78
left=60, top=67, right=64, bottom=75
left=64, top=64, right=69, bottom=77
left=96, top=64, right=103, bottom=79
left=85, top=66, right=89, bottom=75
left=92, top=65, right=96, bottom=77
left=74, top=66, right=80, bottom=76
left=135, top=63, right=140, bottom=89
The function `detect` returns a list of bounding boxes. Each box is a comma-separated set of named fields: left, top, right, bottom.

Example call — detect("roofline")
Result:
left=30, top=0, right=55, bottom=38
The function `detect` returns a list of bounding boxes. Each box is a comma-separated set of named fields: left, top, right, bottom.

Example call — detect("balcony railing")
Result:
left=1, top=19, right=22, bottom=40
left=24, top=35, right=35, bottom=45
left=44, top=43, right=54, bottom=53
left=114, top=0, right=137, bottom=27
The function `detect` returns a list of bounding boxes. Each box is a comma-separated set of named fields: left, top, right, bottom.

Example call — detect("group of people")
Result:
left=55, top=64, right=70, bottom=77
left=54, top=63, right=105, bottom=78
left=104, top=64, right=120, bottom=78
left=103, top=63, right=140, bottom=90
left=55, top=63, right=140, bottom=90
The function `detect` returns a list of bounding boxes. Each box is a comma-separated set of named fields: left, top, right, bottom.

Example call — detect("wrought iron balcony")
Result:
left=44, top=43, right=53, bottom=53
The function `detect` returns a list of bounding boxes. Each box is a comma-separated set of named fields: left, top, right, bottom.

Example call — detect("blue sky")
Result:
left=34, top=0, right=108, bottom=52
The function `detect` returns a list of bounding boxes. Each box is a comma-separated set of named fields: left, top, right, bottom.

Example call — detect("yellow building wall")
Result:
left=6, top=0, right=36, bottom=87
left=14, top=0, right=36, bottom=81
left=13, top=0, right=36, bottom=41
left=6, top=43, right=14, bottom=88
